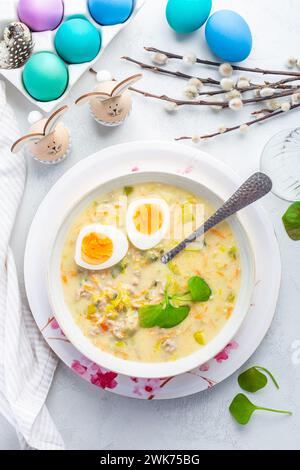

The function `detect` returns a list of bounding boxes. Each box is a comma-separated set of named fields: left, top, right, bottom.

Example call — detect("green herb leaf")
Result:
left=282, top=202, right=300, bottom=240
left=156, top=304, right=190, bottom=329
left=229, top=394, right=292, bottom=426
left=138, top=275, right=211, bottom=329
left=188, top=276, right=212, bottom=302
left=138, top=303, right=164, bottom=328
left=238, top=366, right=279, bottom=393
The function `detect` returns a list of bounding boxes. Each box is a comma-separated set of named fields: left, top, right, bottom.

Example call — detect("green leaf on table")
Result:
left=156, top=303, right=190, bottom=329
left=282, top=202, right=300, bottom=240
left=188, top=276, right=212, bottom=302
left=229, top=393, right=292, bottom=426
left=238, top=366, right=280, bottom=393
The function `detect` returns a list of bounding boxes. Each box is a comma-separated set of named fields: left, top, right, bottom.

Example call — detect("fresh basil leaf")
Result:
left=138, top=303, right=164, bottom=328
left=282, top=202, right=300, bottom=240
left=156, top=304, right=190, bottom=329
left=188, top=276, right=212, bottom=302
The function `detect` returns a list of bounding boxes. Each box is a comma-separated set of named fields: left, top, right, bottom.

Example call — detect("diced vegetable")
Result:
left=184, top=242, right=202, bottom=252
left=227, top=292, right=235, bottom=303
left=168, top=261, right=181, bottom=275
left=124, top=186, right=134, bottom=196
left=194, top=331, right=206, bottom=345
left=228, top=246, right=238, bottom=260
left=87, top=304, right=97, bottom=315
left=110, top=257, right=128, bottom=278
left=143, top=250, right=159, bottom=263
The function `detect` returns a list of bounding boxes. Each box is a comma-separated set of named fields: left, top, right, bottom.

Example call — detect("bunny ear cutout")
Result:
left=11, top=133, right=44, bottom=153
left=43, top=105, right=68, bottom=135
left=111, top=74, right=142, bottom=97
left=75, top=92, right=111, bottom=105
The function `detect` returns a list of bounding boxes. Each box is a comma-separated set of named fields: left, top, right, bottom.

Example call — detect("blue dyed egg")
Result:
left=205, top=10, right=252, bottom=62
left=166, top=0, right=212, bottom=34
left=88, top=0, right=133, bottom=26
left=54, top=18, right=101, bottom=64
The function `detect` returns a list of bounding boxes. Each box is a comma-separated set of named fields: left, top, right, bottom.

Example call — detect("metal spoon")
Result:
left=161, top=172, right=272, bottom=265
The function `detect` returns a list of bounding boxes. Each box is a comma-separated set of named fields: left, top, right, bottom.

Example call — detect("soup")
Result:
left=61, top=183, right=241, bottom=363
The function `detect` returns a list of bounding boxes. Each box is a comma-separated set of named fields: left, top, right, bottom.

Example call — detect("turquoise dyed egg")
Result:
left=166, top=0, right=212, bottom=33
left=22, top=52, right=69, bottom=101
left=88, top=0, right=133, bottom=26
left=54, top=18, right=101, bottom=64
left=205, top=10, right=252, bottom=62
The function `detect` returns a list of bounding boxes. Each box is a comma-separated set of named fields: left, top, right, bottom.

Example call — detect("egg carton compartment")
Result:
left=0, top=0, right=145, bottom=112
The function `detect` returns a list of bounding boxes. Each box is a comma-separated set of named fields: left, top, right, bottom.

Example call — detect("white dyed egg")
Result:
left=126, top=198, right=170, bottom=250
left=75, top=224, right=128, bottom=270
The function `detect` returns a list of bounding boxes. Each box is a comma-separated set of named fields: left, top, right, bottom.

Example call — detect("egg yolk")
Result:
left=81, top=232, right=113, bottom=265
left=133, top=204, right=163, bottom=235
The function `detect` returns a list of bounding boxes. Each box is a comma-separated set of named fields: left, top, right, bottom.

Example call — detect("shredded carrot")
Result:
left=62, top=274, right=68, bottom=284
left=235, top=267, right=241, bottom=277
left=217, top=271, right=225, bottom=277
left=231, top=267, right=241, bottom=281
left=194, top=314, right=204, bottom=320
left=225, top=307, right=234, bottom=319
left=211, top=228, right=226, bottom=239
left=116, top=351, right=129, bottom=360
left=69, top=271, right=78, bottom=277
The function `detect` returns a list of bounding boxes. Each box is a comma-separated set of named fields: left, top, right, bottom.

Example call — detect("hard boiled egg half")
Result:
left=75, top=224, right=128, bottom=270
left=126, top=198, right=170, bottom=250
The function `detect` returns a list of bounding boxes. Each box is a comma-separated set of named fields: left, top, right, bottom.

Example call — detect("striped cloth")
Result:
left=0, top=81, right=64, bottom=450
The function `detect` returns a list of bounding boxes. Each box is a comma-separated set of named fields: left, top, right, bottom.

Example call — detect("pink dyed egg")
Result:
left=17, top=0, right=64, bottom=32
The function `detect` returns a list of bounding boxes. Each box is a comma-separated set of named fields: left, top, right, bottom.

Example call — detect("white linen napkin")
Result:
left=0, top=80, right=65, bottom=450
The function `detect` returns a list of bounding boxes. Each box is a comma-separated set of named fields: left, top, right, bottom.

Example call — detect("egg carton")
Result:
left=0, top=0, right=145, bottom=112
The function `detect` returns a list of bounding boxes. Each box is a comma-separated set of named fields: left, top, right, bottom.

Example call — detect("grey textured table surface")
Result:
left=1, top=0, right=300, bottom=450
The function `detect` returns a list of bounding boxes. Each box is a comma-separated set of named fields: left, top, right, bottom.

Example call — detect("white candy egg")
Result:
left=126, top=198, right=170, bottom=250
left=75, top=224, right=128, bottom=270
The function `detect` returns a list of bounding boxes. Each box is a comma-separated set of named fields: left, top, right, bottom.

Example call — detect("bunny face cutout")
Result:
left=28, top=120, right=69, bottom=162
left=11, top=106, right=70, bottom=163
left=76, top=74, right=142, bottom=126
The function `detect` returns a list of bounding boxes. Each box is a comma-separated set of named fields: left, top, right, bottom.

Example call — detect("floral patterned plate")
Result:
left=24, top=141, right=281, bottom=399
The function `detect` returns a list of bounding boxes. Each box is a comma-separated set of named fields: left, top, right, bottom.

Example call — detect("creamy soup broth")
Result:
left=61, top=183, right=241, bottom=363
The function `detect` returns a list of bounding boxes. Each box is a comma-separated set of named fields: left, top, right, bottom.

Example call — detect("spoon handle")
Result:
left=161, top=172, right=272, bottom=265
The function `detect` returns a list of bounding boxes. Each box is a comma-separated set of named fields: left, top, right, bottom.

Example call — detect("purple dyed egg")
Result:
left=17, top=0, right=64, bottom=32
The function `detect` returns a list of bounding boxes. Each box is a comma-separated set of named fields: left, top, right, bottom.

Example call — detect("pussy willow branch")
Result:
left=251, top=108, right=274, bottom=115
left=175, top=103, right=300, bottom=141
left=129, top=86, right=300, bottom=109
left=129, top=87, right=227, bottom=107
left=121, top=56, right=219, bottom=86
left=145, top=47, right=300, bottom=77
left=122, top=56, right=299, bottom=95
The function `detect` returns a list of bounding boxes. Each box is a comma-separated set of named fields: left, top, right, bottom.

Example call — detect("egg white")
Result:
left=75, top=224, right=128, bottom=270
left=126, top=198, right=170, bottom=250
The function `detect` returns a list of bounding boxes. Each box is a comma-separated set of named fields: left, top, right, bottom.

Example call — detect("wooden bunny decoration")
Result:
left=75, top=74, right=142, bottom=126
left=11, top=106, right=71, bottom=164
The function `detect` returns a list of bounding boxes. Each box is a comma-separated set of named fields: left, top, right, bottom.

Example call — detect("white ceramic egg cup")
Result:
left=0, top=0, right=145, bottom=112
